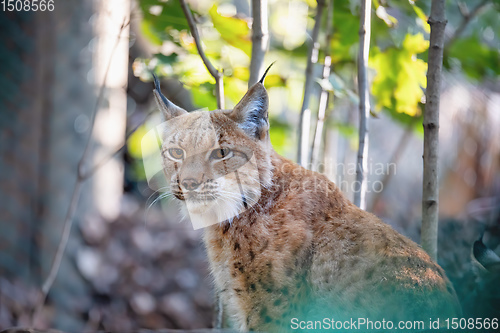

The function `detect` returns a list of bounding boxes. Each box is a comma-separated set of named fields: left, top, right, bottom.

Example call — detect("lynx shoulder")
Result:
left=153, top=75, right=461, bottom=332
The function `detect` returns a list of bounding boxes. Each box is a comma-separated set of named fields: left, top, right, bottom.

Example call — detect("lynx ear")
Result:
left=229, top=63, right=274, bottom=139
left=153, top=74, right=188, bottom=120
left=230, top=82, right=269, bottom=140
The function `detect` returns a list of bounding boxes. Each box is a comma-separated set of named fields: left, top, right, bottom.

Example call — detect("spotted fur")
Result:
left=154, top=79, right=461, bottom=332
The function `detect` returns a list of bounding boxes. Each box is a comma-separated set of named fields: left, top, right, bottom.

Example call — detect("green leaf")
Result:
left=223, top=76, right=247, bottom=106
left=130, top=159, right=147, bottom=181
left=446, top=37, right=500, bottom=80
left=330, top=4, right=359, bottom=64
left=269, top=118, right=292, bottom=156
left=191, top=83, right=218, bottom=110
left=174, top=54, right=216, bottom=86
left=370, top=33, right=428, bottom=118
left=140, top=20, right=164, bottom=46
left=139, top=0, right=190, bottom=45
left=209, top=5, right=252, bottom=57
left=155, top=53, right=179, bottom=64
left=329, top=0, right=394, bottom=65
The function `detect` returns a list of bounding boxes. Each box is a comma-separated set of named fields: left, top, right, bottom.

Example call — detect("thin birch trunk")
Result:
left=353, top=0, right=372, bottom=209
left=248, top=0, right=269, bottom=87
left=297, top=0, right=325, bottom=167
left=311, top=0, right=334, bottom=171
left=422, top=0, right=447, bottom=262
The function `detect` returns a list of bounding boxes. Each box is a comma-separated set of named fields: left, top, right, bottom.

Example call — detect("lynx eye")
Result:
left=210, top=148, right=232, bottom=160
left=167, top=148, right=185, bottom=160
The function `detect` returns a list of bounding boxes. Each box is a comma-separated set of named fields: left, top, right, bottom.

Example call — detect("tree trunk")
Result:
left=297, top=0, right=325, bottom=168
left=353, top=0, right=372, bottom=209
left=311, top=0, right=334, bottom=171
left=248, top=0, right=269, bottom=86
left=422, top=0, right=447, bottom=262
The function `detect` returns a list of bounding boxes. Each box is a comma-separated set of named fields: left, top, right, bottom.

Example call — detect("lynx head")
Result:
left=153, top=74, right=273, bottom=229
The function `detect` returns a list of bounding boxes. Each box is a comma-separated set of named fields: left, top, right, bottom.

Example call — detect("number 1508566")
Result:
left=1, top=0, right=55, bottom=12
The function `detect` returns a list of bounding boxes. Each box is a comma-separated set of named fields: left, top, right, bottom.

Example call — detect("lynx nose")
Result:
left=181, top=178, right=201, bottom=191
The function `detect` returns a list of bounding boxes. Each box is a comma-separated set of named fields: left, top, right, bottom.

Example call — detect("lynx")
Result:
left=152, top=73, right=461, bottom=332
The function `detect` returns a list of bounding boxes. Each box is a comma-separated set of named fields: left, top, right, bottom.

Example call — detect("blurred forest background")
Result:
left=1, top=0, right=499, bottom=331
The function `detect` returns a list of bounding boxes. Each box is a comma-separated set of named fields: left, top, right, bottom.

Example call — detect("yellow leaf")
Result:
left=370, top=33, right=428, bottom=117
left=402, top=33, right=428, bottom=54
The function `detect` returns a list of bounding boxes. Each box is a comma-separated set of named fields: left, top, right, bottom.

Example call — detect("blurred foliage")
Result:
left=138, top=0, right=189, bottom=44
left=129, top=0, right=500, bottom=179
left=443, top=0, right=500, bottom=80
left=209, top=4, right=252, bottom=56
left=447, top=36, right=500, bottom=80
left=128, top=125, right=150, bottom=159
left=370, top=33, right=428, bottom=118
left=269, top=118, right=292, bottom=156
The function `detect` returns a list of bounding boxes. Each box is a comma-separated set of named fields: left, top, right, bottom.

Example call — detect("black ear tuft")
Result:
left=259, top=62, right=276, bottom=84
left=152, top=74, right=188, bottom=120
left=153, top=74, right=172, bottom=107
left=153, top=73, right=161, bottom=90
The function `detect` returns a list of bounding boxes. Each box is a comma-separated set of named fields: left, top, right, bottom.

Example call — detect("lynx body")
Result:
left=154, top=76, right=461, bottom=332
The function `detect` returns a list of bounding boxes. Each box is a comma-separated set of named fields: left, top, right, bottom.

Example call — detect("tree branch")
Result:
left=422, top=0, right=447, bottom=262
left=179, top=0, right=224, bottom=109
left=353, top=0, right=372, bottom=209
left=297, top=0, right=326, bottom=167
left=446, top=0, right=489, bottom=47
left=311, top=0, right=334, bottom=171
left=248, top=0, right=269, bottom=86
left=32, top=18, right=130, bottom=324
